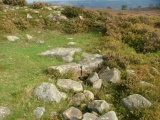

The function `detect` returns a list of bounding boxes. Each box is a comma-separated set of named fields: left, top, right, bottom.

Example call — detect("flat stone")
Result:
left=47, top=62, right=81, bottom=79
left=82, top=113, right=97, bottom=120
left=33, top=107, right=45, bottom=119
left=96, top=111, right=118, bottom=120
left=38, top=47, right=81, bottom=62
left=7, top=36, right=19, bottom=42
left=33, top=82, right=62, bottom=102
left=121, top=94, right=152, bottom=110
left=63, top=107, right=82, bottom=120
left=67, top=42, right=76, bottom=46
left=99, top=68, right=121, bottom=83
left=88, top=100, right=110, bottom=113
left=57, top=79, right=83, bottom=92
left=0, top=107, right=10, bottom=119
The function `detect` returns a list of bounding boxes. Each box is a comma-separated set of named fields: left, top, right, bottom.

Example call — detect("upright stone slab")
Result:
left=96, top=111, right=118, bottom=120
left=121, top=94, right=152, bottom=110
left=33, top=82, right=62, bottom=102
left=99, top=68, right=121, bottom=83
left=57, top=79, right=83, bottom=92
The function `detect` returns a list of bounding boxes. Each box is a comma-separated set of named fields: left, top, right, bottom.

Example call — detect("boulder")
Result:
left=63, top=107, right=82, bottom=120
left=67, top=42, right=76, bottom=46
left=77, top=54, right=103, bottom=76
left=82, top=113, right=97, bottom=120
left=33, top=107, right=45, bottom=119
left=57, top=79, right=83, bottom=92
left=88, top=100, right=110, bottom=113
left=99, top=68, right=121, bottom=83
left=38, top=47, right=82, bottom=62
left=86, top=72, right=102, bottom=89
left=7, top=36, right=19, bottom=42
left=0, top=107, right=10, bottom=119
left=96, top=111, right=118, bottom=120
left=47, top=62, right=81, bottom=79
left=121, top=94, right=152, bottom=110
left=84, top=90, right=94, bottom=101
left=33, top=82, right=62, bottom=102
left=70, top=93, right=86, bottom=106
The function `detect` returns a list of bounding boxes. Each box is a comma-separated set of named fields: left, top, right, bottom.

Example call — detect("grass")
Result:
left=0, top=3, right=160, bottom=120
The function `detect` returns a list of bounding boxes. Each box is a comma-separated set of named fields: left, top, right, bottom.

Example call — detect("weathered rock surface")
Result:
left=70, top=93, right=86, bottom=106
left=96, top=111, right=118, bottom=120
left=26, top=34, right=33, bottom=40
left=67, top=42, right=76, bottom=46
left=126, top=69, right=135, bottom=75
left=140, top=81, right=153, bottom=87
left=57, top=79, right=83, bottom=92
left=99, top=68, right=121, bottom=83
left=33, top=107, right=45, bottom=119
left=121, top=94, right=152, bottom=110
left=82, top=113, right=97, bottom=120
left=86, top=72, right=102, bottom=89
left=38, top=47, right=82, bottom=62
left=33, top=82, right=62, bottom=102
left=88, top=100, right=110, bottom=113
left=78, top=54, right=103, bottom=76
left=7, top=36, right=19, bottom=42
left=0, top=107, right=10, bottom=119
left=84, top=90, right=94, bottom=101
left=27, top=13, right=32, bottom=18
left=63, top=107, right=82, bottom=120
left=47, top=63, right=81, bottom=79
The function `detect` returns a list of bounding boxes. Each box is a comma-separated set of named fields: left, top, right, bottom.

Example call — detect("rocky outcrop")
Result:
left=57, top=79, right=83, bottom=92
left=99, top=68, right=121, bottom=83
left=33, top=82, right=63, bottom=102
left=121, top=94, right=152, bottom=110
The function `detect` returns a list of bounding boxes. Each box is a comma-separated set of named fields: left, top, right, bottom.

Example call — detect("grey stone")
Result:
left=45, top=7, right=52, bottom=10
left=38, top=47, right=81, bottom=62
left=26, top=34, right=33, bottom=40
left=93, top=79, right=102, bottom=89
left=88, top=100, right=110, bottom=113
left=96, top=111, right=118, bottom=120
left=59, top=15, right=68, bottom=20
left=57, top=79, right=83, bottom=92
left=27, top=14, right=32, bottom=19
left=79, top=16, right=84, bottom=20
left=63, top=107, right=82, bottom=120
left=140, top=81, right=153, bottom=87
left=77, top=54, right=103, bottom=76
left=47, top=63, right=81, bottom=79
left=0, top=107, right=10, bottom=119
left=84, top=90, right=94, bottom=101
left=33, top=82, right=62, bottom=102
left=7, top=36, right=19, bottom=42
left=126, top=69, right=135, bottom=75
left=53, top=11, right=61, bottom=16
left=82, top=113, right=97, bottom=120
left=32, top=10, right=39, bottom=14
left=70, top=93, right=86, bottom=106
left=47, top=14, right=54, bottom=18
left=33, top=107, right=45, bottom=119
left=67, top=42, right=76, bottom=46
left=36, top=40, right=45, bottom=44
left=99, top=68, right=121, bottom=83
left=121, top=94, right=152, bottom=110
left=61, top=92, right=68, bottom=99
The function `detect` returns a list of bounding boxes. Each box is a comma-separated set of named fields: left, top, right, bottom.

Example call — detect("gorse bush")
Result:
left=0, top=20, right=17, bottom=33
left=3, top=0, right=27, bottom=6
left=12, top=18, right=30, bottom=30
left=32, top=1, right=47, bottom=9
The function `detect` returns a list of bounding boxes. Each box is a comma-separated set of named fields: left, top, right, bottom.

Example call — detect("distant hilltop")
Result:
left=46, top=0, right=160, bottom=9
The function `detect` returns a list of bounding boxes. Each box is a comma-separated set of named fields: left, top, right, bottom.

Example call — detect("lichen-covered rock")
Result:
left=33, top=82, right=62, bottom=102
left=33, top=107, right=45, bottom=119
left=121, top=94, right=152, bottom=110
left=70, top=93, right=86, bottom=106
left=96, top=111, right=118, bottom=120
left=84, top=90, right=94, bottom=101
left=82, top=113, right=97, bottom=120
left=57, top=79, right=83, bottom=92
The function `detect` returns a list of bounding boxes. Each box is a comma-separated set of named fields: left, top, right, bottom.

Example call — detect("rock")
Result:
left=77, top=54, right=104, bottom=76
left=67, top=42, right=76, bottom=46
left=96, top=111, right=118, bottom=120
left=79, top=16, right=84, bottom=20
left=88, top=100, right=110, bottom=113
left=59, top=15, right=68, bottom=20
left=140, top=81, right=153, bottom=87
left=61, top=92, right=68, bottom=99
left=32, top=10, right=39, bottom=14
left=33, top=107, right=45, bottom=119
left=47, top=62, right=81, bottom=79
left=70, top=93, right=86, bottom=106
left=33, top=82, right=62, bottom=102
left=36, top=40, right=45, bottom=44
left=99, top=68, right=121, bottom=83
left=45, top=7, right=52, bottom=10
left=0, top=107, right=10, bottom=119
left=57, top=79, right=83, bottom=92
left=7, top=36, right=19, bottom=42
left=63, top=107, right=82, bottom=120
left=26, top=34, right=33, bottom=40
left=82, top=113, right=97, bottom=120
left=84, top=90, right=94, bottom=101
left=27, top=14, right=32, bottom=19
left=86, top=72, right=102, bottom=89
left=47, top=14, right=54, bottom=18
left=126, top=69, right=135, bottom=75
left=121, top=94, right=152, bottom=110
left=38, top=47, right=82, bottom=62
left=53, top=11, right=61, bottom=16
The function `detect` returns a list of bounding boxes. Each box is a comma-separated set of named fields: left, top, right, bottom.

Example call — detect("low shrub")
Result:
left=32, top=1, right=46, bottom=9
left=3, top=0, right=27, bottom=6
left=12, top=18, right=30, bottom=30
left=0, top=20, right=17, bottom=33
